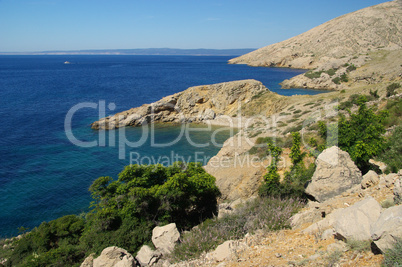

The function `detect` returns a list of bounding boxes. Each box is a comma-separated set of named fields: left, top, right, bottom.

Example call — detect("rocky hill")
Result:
left=229, top=1, right=402, bottom=90
left=229, top=1, right=401, bottom=69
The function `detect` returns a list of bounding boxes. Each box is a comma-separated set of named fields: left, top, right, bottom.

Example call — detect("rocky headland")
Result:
left=91, top=79, right=287, bottom=130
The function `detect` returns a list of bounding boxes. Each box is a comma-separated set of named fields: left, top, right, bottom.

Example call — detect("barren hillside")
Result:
left=229, top=1, right=402, bottom=70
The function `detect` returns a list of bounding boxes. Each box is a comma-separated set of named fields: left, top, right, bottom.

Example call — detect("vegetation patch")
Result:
left=382, top=238, right=402, bottom=267
left=169, top=197, right=303, bottom=262
left=346, top=64, right=357, bottom=72
left=332, top=73, right=349, bottom=84
left=386, top=83, right=401, bottom=97
left=378, top=126, right=402, bottom=174
left=1, top=162, right=220, bottom=266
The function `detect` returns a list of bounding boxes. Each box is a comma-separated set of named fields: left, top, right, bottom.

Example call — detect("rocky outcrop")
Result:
left=305, top=146, right=363, bottom=202
left=84, top=246, right=135, bottom=267
left=332, top=197, right=382, bottom=241
left=135, top=245, right=161, bottom=267
left=91, top=79, right=269, bottom=130
left=151, top=223, right=180, bottom=255
left=229, top=1, right=402, bottom=90
left=371, top=205, right=402, bottom=253
left=229, top=1, right=402, bottom=69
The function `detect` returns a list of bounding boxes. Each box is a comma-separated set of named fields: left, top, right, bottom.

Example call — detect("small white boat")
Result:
left=64, top=61, right=71, bottom=64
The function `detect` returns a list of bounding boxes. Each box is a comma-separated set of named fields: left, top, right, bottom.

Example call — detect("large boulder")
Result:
left=305, top=146, right=362, bottom=202
left=371, top=205, right=402, bottom=253
left=152, top=223, right=180, bottom=255
left=135, top=245, right=161, bottom=267
left=332, top=197, right=382, bottom=241
left=80, top=254, right=95, bottom=267
left=92, top=246, right=135, bottom=267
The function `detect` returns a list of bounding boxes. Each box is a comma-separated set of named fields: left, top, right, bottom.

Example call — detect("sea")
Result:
left=0, top=55, right=327, bottom=237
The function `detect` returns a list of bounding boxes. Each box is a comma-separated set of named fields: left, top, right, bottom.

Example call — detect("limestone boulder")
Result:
left=80, top=253, right=95, bottom=267
left=135, top=245, right=161, bottom=267
left=207, top=240, right=237, bottom=262
left=305, top=146, right=362, bottom=202
left=92, top=247, right=135, bottom=267
left=371, top=205, right=402, bottom=253
left=152, top=223, right=180, bottom=255
left=332, top=197, right=382, bottom=241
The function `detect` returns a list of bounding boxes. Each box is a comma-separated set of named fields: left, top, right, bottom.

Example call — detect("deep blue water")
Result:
left=0, top=55, right=326, bottom=237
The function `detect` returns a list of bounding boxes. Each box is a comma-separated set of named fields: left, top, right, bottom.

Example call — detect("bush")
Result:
left=6, top=215, right=86, bottom=266
left=305, top=70, right=324, bottom=79
left=338, top=97, right=388, bottom=172
left=4, top=162, right=221, bottom=266
left=332, top=77, right=341, bottom=84
left=382, top=98, right=402, bottom=127
left=326, top=68, right=336, bottom=76
left=346, top=64, right=356, bottom=72
left=378, top=126, right=402, bottom=174
left=259, top=132, right=315, bottom=200
left=386, top=83, right=400, bottom=97
left=81, top=162, right=221, bottom=254
left=382, top=238, right=402, bottom=267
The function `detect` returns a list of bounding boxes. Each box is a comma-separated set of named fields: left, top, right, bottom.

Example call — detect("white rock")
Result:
left=152, top=223, right=180, bottom=255
left=93, top=247, right=135, bottom=267
left=135, top=245, right=161, bottom=267
left=209, top=240, right=237, bottom=262
left=332, top=197, right=382, bottom=241
left=371, top=205, right=402, bottom=253
left=305, top=146, right=362, bottom=202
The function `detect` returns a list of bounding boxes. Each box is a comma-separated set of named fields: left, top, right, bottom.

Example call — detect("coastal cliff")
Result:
left=91, top=79, right=286, bottom=130
left=229, top=1, right=402, bottom=90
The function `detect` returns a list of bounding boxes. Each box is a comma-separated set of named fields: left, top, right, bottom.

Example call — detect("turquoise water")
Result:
left=0, top=55, right=327, bottom=237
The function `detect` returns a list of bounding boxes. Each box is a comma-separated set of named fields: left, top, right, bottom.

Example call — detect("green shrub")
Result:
left=260, top=143, right=282, bottom=196
left=339, top=94, right=364, bottom=110
left=326, top=68, right=336, bottom=76
left=338, top=97, right=388, bottom=172
left=382, top=99, right=402, bottom=127
left=346, top=64, right=357, bottom=72
left=332, top=77, right=341, bottom=84
left=4, top=162, right=221, bottom=266
left=340, top=73, right=349, bottom=82
left=386, top=83, right=400, bottom=97
left=305, top=70, right=324, bottom=79
left=303, top=102, right=315, bottom=106
left=378, top=126, right=402, bottom=174
left=369, top=89, right=380, bottom=99
left=260, top=132, right=315, bottom=200
left=6, top=215, right=86, bottom=266
left=382, top=238, right=402, bottom=267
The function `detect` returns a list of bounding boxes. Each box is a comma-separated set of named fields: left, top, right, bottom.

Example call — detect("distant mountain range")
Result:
left=0, top=48, right=256, bottom=56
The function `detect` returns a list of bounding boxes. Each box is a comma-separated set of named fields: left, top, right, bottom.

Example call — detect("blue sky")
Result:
left=0, top=0, right=389, bottom=52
